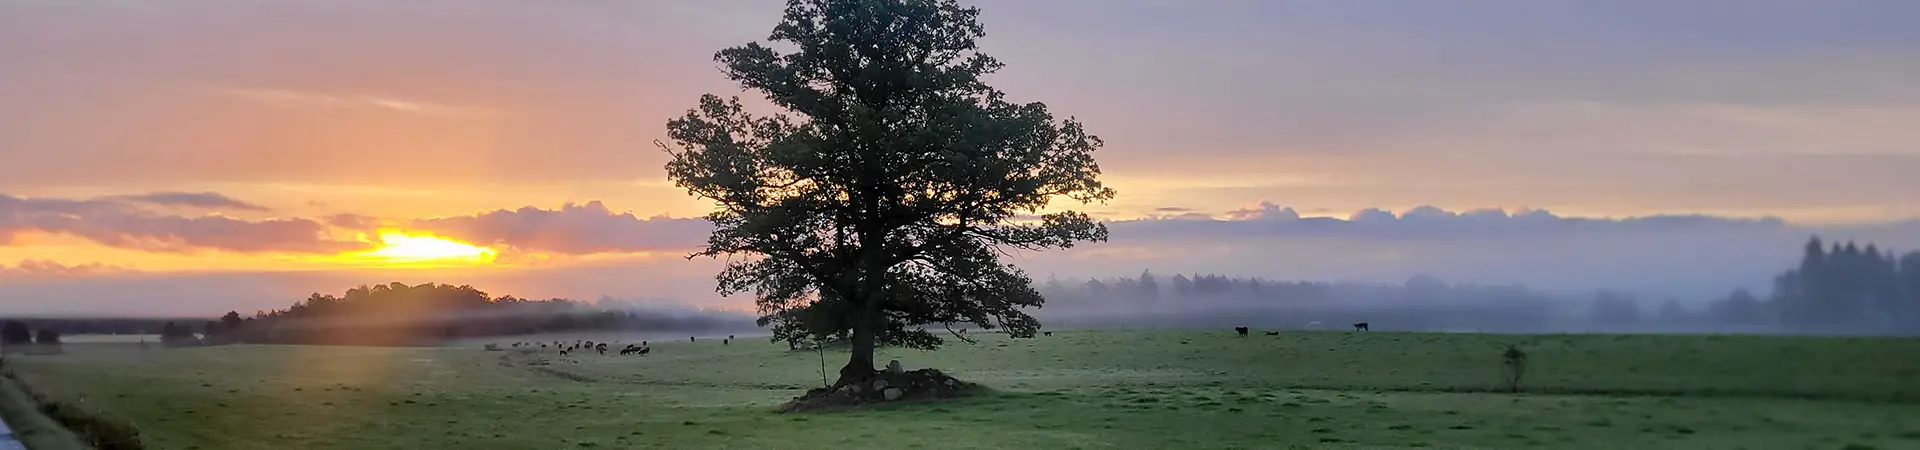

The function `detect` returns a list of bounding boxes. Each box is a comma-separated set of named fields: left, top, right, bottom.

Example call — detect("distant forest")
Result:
left=7, top=236, right=1915, bottom=343
left=12, top=283, right=755, bottom=347
left=1036, top=236, right=1920, bottom=335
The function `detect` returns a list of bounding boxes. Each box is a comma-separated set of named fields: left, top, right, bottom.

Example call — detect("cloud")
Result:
left=324, top=213, right=382, bottom=230
left=1223, top=201, right=1300, bottom=221
left=224, top=88, right=505, bottom=118
left=411, top=201, right=709, bottom=255
left=104, top=191, right=270, bottom=211
left=0, top=193, right=365, bottom=254
left=1113, top=203, right=1792, bottom=242
left=0, top=259, right=134, bottom=278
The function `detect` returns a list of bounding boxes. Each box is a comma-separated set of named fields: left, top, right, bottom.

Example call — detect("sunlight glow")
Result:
left=340, top=230, right=498, bottom=267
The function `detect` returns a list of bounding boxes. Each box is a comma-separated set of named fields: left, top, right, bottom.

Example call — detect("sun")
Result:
left=352, top=230, right=497, bottom=265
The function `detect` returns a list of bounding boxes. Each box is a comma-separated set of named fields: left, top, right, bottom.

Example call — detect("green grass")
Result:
left=0, top=369, right=88, bottom=450
left=8, top=330, right=1920, bottom=450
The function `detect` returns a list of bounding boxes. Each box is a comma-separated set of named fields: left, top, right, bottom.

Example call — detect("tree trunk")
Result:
left=836, top=306, right=878, bottom=387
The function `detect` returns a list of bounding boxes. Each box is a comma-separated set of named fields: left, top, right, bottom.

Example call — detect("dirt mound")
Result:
left=778, top=368, right=976, bottom=412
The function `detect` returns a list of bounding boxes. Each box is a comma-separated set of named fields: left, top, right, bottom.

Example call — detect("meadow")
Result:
left=6, top=330, right=1920, bottom=450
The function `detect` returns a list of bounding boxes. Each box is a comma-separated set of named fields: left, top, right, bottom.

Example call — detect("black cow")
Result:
left=1352, top=322, right=1370, bottom=331
left=1043, top=331, right=1053, bottom=337
left=1233, top=326, right=1249, bottom=336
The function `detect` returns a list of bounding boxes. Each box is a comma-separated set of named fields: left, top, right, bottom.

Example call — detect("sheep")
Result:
left=1233, top=326, right=1249, bottom=336
left=596, top=343, right=608, bottom=355
left=1352, top=322, right=1370, bottom=331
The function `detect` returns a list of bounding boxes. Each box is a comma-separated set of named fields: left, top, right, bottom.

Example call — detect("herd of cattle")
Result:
left=491, top=325, right=1372, bottom=355
left=1233, top=322, right=1369, bottom=336
left=497, top=335, right=745, bottom=357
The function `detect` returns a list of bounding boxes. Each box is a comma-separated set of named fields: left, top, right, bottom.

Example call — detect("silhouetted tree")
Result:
left=1708, top=288, right=1765, bottom=324
left=1, top=321, right=30, bottom=347
left=1657, top=298, right=1686, bottom=323
left=662, top=0, right=1113, bottom=387
left=33, top=328, right=59, bottom=345
left=1137, top=270, right=1160, bottom=302
left=1170, top=274, right=1193, bottom=295
left=1587, top=291, right=1642, bottom=326
left=220, top=311, right=243, bottom=332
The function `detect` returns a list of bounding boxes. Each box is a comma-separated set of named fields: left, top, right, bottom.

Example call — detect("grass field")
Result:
left=6, top=330, right=1920, bottom=450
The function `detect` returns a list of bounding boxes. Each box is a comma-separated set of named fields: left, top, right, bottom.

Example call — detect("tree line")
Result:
left=159, top=282, right=752, bottom=347
left=2, top=282, right=753, bottom=347
left=1029, top=236, right=1920, bottom=335
left=1711, top=236, right=1920, bottom=333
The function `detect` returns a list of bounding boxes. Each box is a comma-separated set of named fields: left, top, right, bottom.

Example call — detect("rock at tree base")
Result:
left=779, top=368, right=975, bottom=412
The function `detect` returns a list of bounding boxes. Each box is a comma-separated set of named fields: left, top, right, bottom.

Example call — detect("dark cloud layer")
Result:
left=0, top=193, right=362, bottom=254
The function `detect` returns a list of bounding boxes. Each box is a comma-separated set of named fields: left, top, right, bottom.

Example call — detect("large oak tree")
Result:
left=662, top=0, right=1113, bottom=387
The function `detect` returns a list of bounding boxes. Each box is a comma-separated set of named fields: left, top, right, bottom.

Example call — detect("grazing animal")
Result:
left=641, top=340, right=647, bottom=346
left=559, top=349, right=569, bottom=356
left=638, top=347, right=651, bottom=355
left=1043, top=331, right=1053, bottom=337
left=728, top=335, right=735, bottom=340
left=1233, top=326, right=1249, bottom=336
left=619, top=346, right=637, bottom=356
left=690, top=336, right=696, bottom=342
left=1265, top=331, right=1280, bottom=336
left=1352, top=322, right=1370, bottom=331
left=596, top=344, right=607, bottom=355
left=723, top=339, right=729, bottom=346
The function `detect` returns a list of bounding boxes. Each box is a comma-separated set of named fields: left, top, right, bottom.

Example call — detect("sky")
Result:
left=3, top=0, right=1918, bottom=316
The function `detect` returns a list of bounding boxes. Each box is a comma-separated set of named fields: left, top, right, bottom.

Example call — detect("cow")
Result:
left=1265, top=331, right=1280, bottom=336
left=1352, top=322, right=1370, bottom=331
left=1043, top=331, right=1053, bottom=337
left=1233, top=326, right=1249, bottom=336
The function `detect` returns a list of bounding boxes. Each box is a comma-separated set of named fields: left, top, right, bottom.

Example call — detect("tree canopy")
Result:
left=662, top=0, right=1113, bottom=385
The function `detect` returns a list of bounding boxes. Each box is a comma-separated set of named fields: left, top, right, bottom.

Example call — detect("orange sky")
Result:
left=3, top=0, right=1918, bottom=315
